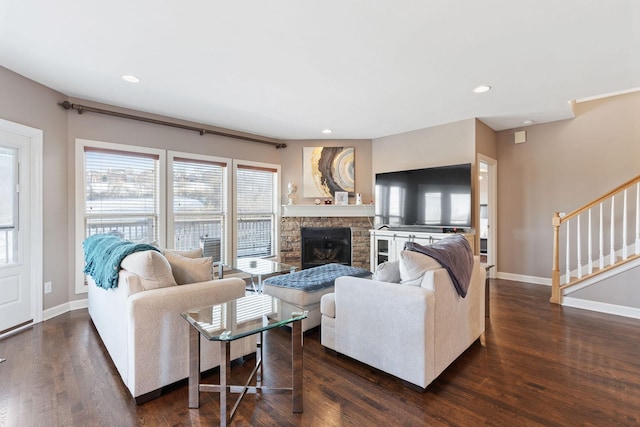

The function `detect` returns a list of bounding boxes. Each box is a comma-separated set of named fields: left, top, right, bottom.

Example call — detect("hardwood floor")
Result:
left=2, top=279, right=640, bottom=426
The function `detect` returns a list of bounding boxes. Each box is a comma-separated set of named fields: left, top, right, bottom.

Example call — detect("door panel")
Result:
left=0, top=122, right=40, bottom=333
left=0, top=273, right=27, bottom=331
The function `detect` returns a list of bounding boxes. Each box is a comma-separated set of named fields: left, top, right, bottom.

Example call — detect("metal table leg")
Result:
left=188, top=327, right=200, bottom=408
left=292, top=317, right=303, bottom=412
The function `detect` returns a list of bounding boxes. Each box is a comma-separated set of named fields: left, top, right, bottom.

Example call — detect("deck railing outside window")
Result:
left=237, top=215, right=274, bottom=258
left=86, top=216, right=272, bottom=259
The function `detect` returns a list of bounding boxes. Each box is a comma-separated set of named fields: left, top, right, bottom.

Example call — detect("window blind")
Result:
left=84, top=147, right=160, bottom=244
left=172, top=157, right=227, bottom=261
left=236, top=164, right=277, bottom=258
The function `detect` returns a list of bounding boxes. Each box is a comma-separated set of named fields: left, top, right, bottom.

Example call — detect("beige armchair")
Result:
left=320, top=252, right=485, bottom=390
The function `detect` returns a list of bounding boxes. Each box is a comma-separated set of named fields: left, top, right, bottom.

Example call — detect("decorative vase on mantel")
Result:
left=286, top=182, right=297, bottom=205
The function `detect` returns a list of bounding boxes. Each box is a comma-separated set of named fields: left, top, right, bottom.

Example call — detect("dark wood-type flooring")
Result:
left=2, top=279, right=640, bottom=426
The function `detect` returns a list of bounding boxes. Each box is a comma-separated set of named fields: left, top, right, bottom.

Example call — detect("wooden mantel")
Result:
left=282, top=204, right=375, bottom=218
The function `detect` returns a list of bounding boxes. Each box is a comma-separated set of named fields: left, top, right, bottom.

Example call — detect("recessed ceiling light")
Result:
left=522, top=119, right=534, bottom=125
left=122, top=74, right=140, bottom=83
left=322, top=129, right=333, bottom=134
left=473, top=85, right=491, bottom=94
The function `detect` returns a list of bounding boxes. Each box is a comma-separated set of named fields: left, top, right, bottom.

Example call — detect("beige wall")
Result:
left=372, top=118, right=476, bottom=175
left=279, top=139, right=372, bottom=205
left=570, top=264, right=640, bottom=306
left=475, top=119, right=496, bottom=207
left=475, top=119, right=497, bottom=159
left=66, top=98, right=282, bottom=163
left=496, top=91, right=640, bottom=278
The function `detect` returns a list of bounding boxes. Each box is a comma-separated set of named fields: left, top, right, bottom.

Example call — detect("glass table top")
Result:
left=181, top=294, right=307, bottom=341
left=233, top=257, right=297, bottom=276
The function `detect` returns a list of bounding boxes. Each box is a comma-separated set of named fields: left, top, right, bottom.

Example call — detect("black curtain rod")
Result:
left=58, top=101, right=287, bottom=149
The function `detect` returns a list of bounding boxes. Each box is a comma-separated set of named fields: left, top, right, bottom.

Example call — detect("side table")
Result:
left=181, top=294, right=307, bottom=426
left=218, top=258, right=297, bottom=293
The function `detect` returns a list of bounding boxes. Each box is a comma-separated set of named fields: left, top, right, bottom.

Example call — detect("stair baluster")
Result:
left=587, top=209, right=593, bottom=275
left=623, top=189, right=628, bottom=260
left=599, top=203, right=605, bottom=270
left=610, top=195, right=616, bottom=266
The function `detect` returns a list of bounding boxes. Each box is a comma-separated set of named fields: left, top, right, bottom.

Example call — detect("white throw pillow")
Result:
left=399, top=250, right=441, bottom=286
left=120, top=250, right=178, bottom=290
left=164, top=251, right=213, bottom=285
left=373, top=261, right=401, bottom=283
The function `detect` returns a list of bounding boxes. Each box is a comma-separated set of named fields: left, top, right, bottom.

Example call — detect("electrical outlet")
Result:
left=44, top=281, right=52, bottom=294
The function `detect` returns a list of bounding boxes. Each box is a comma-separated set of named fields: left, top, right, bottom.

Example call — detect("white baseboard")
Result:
left=563, top=297, right=640, bottom=320
left=43, top=298, right=88, bottom=321
left=495, top=271, right=551, bottom=286
left=1, top=299, right=88, bottom=339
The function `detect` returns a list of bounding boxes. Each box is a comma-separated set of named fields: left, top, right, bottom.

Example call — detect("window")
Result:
left=169, top=153, right=230, bottom=263
left=83, top=147, right=161, bottom=243
left=75, top=139, right=165, bottom=293
left=76, top=139, right=281, bottom=293
left=0, top=146, right=18, bottom=265
left=234, top=161, right=280, bottom=259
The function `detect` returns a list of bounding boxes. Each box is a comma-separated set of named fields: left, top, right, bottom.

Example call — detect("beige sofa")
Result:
left=87, top=249, right=256, bottom=403
left=320, top=250, right=485, bottom=390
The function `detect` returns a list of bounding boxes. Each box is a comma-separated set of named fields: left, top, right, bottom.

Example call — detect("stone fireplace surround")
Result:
left=280, top=215, right=373, bottom=270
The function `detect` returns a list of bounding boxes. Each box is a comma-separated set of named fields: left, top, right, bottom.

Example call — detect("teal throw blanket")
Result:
left=83, top=234, right=160, bottom=289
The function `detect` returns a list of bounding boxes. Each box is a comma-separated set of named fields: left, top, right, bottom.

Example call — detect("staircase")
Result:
left=551, top=174, right=640, bottom=305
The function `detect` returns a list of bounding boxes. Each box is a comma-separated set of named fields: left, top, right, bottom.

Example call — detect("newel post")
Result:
left=551, top=212, right=562, bottom=304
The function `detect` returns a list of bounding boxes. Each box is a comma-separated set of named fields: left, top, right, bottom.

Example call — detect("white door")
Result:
left=0, top=119, right=43, bottom=334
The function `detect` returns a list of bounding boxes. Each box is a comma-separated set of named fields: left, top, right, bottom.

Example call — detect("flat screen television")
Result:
left=374, top=163, right=472, bottom=230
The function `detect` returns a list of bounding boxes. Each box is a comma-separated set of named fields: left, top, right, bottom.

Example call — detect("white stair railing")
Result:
left=551, top=176, right=640, bottom=304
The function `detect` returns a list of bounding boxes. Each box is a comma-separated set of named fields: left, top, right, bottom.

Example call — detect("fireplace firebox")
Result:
left=300, top=227, right=351, bottom=270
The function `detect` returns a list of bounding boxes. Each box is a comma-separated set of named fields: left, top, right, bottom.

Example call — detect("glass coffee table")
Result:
left=181, top=294, right=307, bottom=426
left=220, top=258, right=297, bottom=293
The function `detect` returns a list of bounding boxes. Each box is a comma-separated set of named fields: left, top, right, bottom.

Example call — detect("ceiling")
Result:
left=1, top=1, right=639, bottom=140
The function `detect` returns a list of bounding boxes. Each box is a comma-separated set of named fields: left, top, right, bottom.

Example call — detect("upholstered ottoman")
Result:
left=263, top=263, right=371, bottom=332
